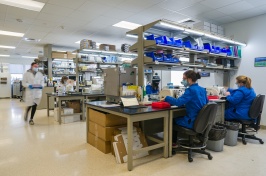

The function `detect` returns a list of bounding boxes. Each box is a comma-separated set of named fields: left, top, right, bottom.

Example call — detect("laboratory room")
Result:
left=1, top=0, right=266, bottom=175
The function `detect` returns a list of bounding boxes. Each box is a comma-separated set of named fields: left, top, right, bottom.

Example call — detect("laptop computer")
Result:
left=121, top=97, right=147, bottom=109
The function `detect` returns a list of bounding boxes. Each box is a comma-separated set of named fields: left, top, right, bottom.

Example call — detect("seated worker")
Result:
left=56, top=76, right=68, bottom=93
left=146, top=73, right=160, bottom=94
left=162, top=70, right=208, bottom=129
left=224, top=75, right=256, bottom=121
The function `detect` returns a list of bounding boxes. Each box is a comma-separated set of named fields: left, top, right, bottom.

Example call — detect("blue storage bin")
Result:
left=175, top=39, right=183, bottom=48
left=171, top=57, right=180, bottom=63
left=183, top=41, right=197, bottom=50
left=221, top=48, right=232, bottom=56
left=146, top=34, right=155, bottom=40
left=145, top=52, right=164, bottom=62
left=164, top=54, right=172, bottom=62
left=215, top=46, right=221, bottom=54
left=204, top=43, right=215, bottom=53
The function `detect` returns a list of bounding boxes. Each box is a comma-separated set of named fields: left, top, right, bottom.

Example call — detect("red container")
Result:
left=152, top=102, right=171, bottom=109
left=208, top=95, right=219, bottom=100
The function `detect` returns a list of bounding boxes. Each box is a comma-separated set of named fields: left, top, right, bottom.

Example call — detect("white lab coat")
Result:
left=22, top=70, right=44, bottom=106
left=56, top=82, right=66, bottom=93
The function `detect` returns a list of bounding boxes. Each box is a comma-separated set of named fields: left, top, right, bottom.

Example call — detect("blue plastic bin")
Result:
left=175, top=39, right=183, bottom=48
left=145, top=52, right=164, bottom=62
left=183, top=41, right=197, bottom=50
left=221, top=48, right=232, bottom=56
left=164, top=54, right=172, bottom=62
left=171, top=57, right=180, bottom=63
left=204, top=43, right=216, bottom=53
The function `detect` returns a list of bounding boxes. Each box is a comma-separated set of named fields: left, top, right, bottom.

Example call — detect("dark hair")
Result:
left=31, top=62, right=38, bottom=66
left=184, top=70, right=201, bottom=82
left=60, top=76, right=68, bottom=84
left=236, top=75, right=252, bottom=88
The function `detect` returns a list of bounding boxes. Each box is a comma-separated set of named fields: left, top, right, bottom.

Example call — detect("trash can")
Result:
left=222, top=121, right=239, bottom=146
left=206, top=125, right=227, bottom=152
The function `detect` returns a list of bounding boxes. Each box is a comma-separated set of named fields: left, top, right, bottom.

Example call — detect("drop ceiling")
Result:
left=0, top=0, right=266, bottom=59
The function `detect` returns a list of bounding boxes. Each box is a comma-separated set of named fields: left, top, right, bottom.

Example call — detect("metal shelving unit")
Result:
left=74, top=49, right=137, bottom=90
left=126, top=19, right=244, bottom=86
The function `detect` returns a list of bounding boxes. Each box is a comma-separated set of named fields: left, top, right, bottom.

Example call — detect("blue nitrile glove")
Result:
left=28, top=85, right=33, bottom=89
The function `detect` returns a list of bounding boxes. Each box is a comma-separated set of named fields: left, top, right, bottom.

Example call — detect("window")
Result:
left=9, top=64, right=24, bottom=74
left=171, top=71, right=184, bottom=86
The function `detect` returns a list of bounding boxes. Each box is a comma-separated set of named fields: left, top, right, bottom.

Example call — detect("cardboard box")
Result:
left=211, top=23, right=218, bottom=29
left=52, top=52, right=67, bottom=59
left=193, top=21, right=210, bottom=27
left=88, top=109, right=127, bottom=127
left=88, top=132, right=111, bottom=154
left=99, top=44, right=116, bottom=51
left=194, top=25, right=210, bottom=32
left=218, top=26, right=223, bottom=31
left=67, top=52, right=76, bottom=59
left=62, top=115, right=80, bottom=123
left=112, top=127, right=149, bottom=163
left=67, top=101, right=81, bottom=113
left=218, top=29, right=224, bottom=35
left=89, top=121, right=124, bottom=141
left=63, top=108, right=74, bottom=114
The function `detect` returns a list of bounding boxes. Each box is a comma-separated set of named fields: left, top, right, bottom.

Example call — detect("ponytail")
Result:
left=236, top=75, right=252, bottom=89
left=184, top=70, right=201, bottom=82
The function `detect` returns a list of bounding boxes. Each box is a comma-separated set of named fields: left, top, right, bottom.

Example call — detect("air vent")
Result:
left=23, top=38, right=40, bottom=42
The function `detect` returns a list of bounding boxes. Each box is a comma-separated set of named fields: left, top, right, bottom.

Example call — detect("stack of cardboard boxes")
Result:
left=193, top=21, right=224, bottom=36
left=88, top=109, right=127, bottom=154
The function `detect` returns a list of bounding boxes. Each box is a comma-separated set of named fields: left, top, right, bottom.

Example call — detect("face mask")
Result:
left=181, top=79, right=189, bottom=87
left=32, top=68, right=38, bottom=72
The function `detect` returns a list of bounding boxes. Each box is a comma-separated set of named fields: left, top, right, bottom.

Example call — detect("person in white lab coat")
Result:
left=22, top=62, right=44, bottom=125
left=56, top=76, right=68, bottom=93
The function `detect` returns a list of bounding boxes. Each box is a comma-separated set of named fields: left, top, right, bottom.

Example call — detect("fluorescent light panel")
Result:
left=0, top=54, right=10, bottom=57
left=0, top=45, right=16, bottom=49
left=113, top=21, right=141, bottom=30
left=159, top=22, right=185, bottom=31
left=0, top=30, right=24, bottom=37
left=0, top=0, right=45, bottom=12
left=22, top=56, right=36, bottom=58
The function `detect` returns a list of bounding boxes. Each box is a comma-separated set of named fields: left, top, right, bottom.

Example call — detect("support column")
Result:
left=43, top=44, right=52, bottom=78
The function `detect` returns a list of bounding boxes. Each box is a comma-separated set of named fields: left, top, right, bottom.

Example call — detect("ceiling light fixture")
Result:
left=23, top=38, right=40, bottom=42
left=113, top=21, right=141, bottom=30
left=0, top=0, right=45, bottom=12
left=0, top=54, right=10, bottom=57
left=0, top=30, right=24, bottom=37
left=126, top=34, right=138, bottom=38
left=159, top=22, right=185, bottom=31
left=22, top=56, right=36, bottom=58
left=0, top=45, right=16, bottom=49
left=204, top=33, right=221, bottom=41
left=184, top=29, right=204, bottom=36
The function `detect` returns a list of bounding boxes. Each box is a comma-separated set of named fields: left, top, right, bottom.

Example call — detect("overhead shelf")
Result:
left=75, top=49, right=137, bottom=58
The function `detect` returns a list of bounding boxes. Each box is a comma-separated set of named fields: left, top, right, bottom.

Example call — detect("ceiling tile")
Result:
left=24, top=31, right=48, bottom=40
left=32, top=19, right=59, bottom=28
left=217, top=1, right=254, bottom=15
left=177, top=4, right=214, bottom=17
left=160, top=12, right=189, bottom=23
left=3, top=21, right=30, bottom=33
left=244, top=0, right=266, bottom=7
left=198, top=10, right=226, bottom=20
left=0, top=4, right=7, bottom=20
left=215, top=16, right=236, bottom=25
left=160, top=0, right=203, bottom=12
left=229, top=8, right=266, bottom=20
left=46, top=0, right=87, bottom=9
left=29, top=26, right=54, bottom=33
left=200, top=0, right=241, bottom=9
left=117, top=0, right=164, bottom=13
left=37, top=12, right=66, bottom=23
left=85, top=16, right=121, bottom=30
left=88, top=0, right=126, bottom=7
left=41, top=3, right=74, bottom=16
left=258, top=4, right=266, bottom=12
left=101, top=8, right=135, bottom=20
left=76, top=1, right=113, bottom=16
left=6, top=6, right=39, bottom=19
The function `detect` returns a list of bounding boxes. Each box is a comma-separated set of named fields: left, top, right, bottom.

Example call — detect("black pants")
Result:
left=26, top=103, right=37, bottom=120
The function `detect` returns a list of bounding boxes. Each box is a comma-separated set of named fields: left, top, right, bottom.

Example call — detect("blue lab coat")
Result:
left=165, top=83, right=208, bottom=129
left=225, top=86, right=256, bottom=120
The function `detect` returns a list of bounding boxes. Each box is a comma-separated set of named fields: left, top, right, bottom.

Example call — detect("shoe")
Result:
left=172, top=143, right=178, bottom=148
left=29, top=120, right=34, bottom=125
left=24, top=112, right=28, bottom=121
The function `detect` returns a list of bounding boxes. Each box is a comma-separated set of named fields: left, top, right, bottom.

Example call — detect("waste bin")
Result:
left=220, top=121, right=239, bottom=146
left=206, top=125, right=227, bottom=152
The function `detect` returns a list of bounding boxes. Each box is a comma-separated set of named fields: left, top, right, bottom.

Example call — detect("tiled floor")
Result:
left=0, top=99, right=266, bottom=176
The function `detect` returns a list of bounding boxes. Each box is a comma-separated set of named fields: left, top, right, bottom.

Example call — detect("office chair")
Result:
left=172, top=103, right=218, bottom=162
left=235, top=94, right=265, bottom=145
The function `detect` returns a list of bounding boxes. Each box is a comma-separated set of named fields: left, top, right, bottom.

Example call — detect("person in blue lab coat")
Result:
left=146, top=73, right=160, bottom=94
left=224, top=75, right=256, bottom=120
left=162, top=70, right=208, bottom=129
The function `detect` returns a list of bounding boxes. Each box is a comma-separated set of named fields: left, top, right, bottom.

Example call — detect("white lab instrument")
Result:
left=206, top=86, right=225, bottom=97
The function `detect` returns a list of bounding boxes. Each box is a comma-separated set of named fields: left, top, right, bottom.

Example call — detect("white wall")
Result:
left=224, top=14, right=266, bottom=125
left=0, top=57, right=34, bottom=65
